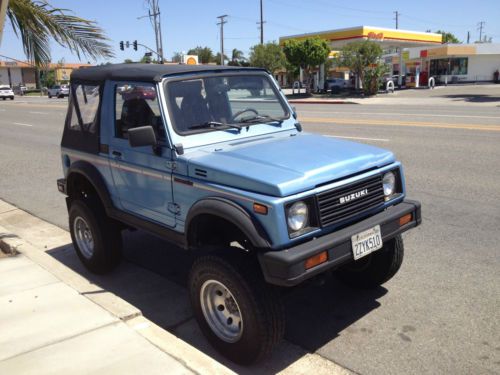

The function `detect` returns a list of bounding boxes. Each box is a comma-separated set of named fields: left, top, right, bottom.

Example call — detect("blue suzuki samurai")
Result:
left=57, top=64, right=421, bottom=364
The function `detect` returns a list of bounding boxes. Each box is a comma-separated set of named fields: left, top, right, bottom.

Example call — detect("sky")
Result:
left=1, top=0, right=499, bottom=64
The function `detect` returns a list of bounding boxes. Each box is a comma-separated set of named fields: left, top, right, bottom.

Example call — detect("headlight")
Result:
left=382, top=171, right=396, bottom=197
left=287, top=201, right=308, bottom=232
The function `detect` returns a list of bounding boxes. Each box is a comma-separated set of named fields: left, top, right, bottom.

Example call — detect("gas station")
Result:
left=279, top=26, right=443, bottom=89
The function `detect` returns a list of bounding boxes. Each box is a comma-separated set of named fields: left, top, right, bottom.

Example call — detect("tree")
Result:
left=123, top=59, right=134, bottom=64
left=187, top=46, right=214, bottom=64
left=140, top=54, right=152, bottom=64
left=283, top=37, right=330, bottom=93
left=435, top=30, right=461, bottom=44
left=214, top=52, right=228, bottom=65
left=171, top=51, right=182, bottom=63
left=334, top=40, right=386, bottom=96
left=40, top=68, right=55, bottom=87
left=249, top=42, right=286, bottom=74
left=6, top=0, right=113, bottom=67
left=231, top=48, right=244, bottom=62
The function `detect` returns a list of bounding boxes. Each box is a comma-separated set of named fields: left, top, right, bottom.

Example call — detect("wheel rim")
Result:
left=200, top=279, right=243, bottom=343
left=73, top=216, right=94, bottom=259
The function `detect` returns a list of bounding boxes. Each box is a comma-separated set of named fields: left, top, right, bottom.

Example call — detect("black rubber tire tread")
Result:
left=69, top=199, right=122, bottom=274
left=188, top=253, right=284, bottom=365
left=335, top=234, right=404, bottom=289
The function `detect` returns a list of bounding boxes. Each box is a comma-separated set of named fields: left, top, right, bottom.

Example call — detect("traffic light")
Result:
left=119, top=41, right=124, bottom=51
left=133, top=40, right=138, bottom=51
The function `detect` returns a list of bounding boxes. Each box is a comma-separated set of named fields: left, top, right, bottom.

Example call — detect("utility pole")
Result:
left=394, top=11, right=399, bottom=29
left=141, top=0, right=164, bottom=63
left=477, top=21, right=485, bottom=42
left=217, top=15, right=228, bottom=65
left=467, top=31, right=470, bottom=44
left=258, top=0, right=266, bottom=44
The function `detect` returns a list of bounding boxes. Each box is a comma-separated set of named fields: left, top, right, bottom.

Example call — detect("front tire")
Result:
left=69, top=200, right=122, bottom=274
left=335, top=235, right=404, bottom=289
left=189, top=255, right=284, bottom=364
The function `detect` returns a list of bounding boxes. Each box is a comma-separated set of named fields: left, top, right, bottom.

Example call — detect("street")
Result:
left=1, top=93, right=499, bottom=374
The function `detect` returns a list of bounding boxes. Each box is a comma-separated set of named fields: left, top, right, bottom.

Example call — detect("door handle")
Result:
left=112, top=151, right=122, bottom=158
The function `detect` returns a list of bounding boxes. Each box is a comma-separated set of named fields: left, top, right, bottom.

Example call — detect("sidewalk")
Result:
left=285, top=84, right=500, bottom=106
left=0, top=200, right=351, bottom=375
left=0, top=254, right=194, bottom=375
left=0, top=199, right=233, bottom=375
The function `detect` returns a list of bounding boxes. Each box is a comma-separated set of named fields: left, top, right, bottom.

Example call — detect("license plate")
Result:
left=351, top=225, right=383, bottom=260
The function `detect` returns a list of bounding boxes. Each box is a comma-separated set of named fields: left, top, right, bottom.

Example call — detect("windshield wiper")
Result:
left=237, top=115, right=286, bottom=126
left=188, top=121, right=242, bottom=132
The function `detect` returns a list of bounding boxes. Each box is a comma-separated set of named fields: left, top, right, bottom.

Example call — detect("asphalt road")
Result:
left=1, top=95, right=499, bottom=374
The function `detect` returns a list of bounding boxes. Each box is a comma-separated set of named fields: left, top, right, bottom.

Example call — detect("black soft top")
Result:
left=71, top=63, right=267, bottom=83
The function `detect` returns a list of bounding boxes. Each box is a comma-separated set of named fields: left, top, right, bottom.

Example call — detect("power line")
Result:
left=217, top=15, right=228, bottom=65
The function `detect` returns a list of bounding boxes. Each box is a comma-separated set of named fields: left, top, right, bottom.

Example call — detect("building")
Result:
left=0, top=60, right=91, bottom=89
left=0, top=60, right=37, bottom=88
left=400, top=43, right=500, bottom=85
left=279, top=26, right=442, bottom=88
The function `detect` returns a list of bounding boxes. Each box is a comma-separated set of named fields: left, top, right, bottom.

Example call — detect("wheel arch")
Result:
left=185, top=197, right=271, bottom=250
left=66, top=160, right=114, bottom=212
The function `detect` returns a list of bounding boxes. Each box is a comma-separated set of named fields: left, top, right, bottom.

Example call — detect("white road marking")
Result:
left=325, top=135, right=389, bottom=142
left=29, top=111, right=48, bottom=115
left=299, top=110, right=500, bottom=120
left=12, top=122, right=33, bottom=127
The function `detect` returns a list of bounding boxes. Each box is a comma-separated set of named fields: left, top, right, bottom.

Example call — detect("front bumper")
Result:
left=258, top=199, right=421, bottom=287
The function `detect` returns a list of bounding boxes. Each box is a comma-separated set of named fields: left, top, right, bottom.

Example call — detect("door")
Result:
left=109, top=81, right=175, bottom=227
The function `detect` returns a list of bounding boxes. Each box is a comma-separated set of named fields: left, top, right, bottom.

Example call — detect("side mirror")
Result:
left=128, top=125, right=159, bottom=150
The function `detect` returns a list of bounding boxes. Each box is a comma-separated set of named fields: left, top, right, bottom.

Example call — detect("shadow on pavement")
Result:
left=47, top=229, right=386, bottom=373
left=440, top=94, right=500, bottom=103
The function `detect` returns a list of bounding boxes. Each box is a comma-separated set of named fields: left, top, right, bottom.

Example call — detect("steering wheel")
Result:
left=231, top=108, right=259, bottom=122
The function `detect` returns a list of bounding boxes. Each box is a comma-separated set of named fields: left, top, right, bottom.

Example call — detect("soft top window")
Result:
left=68, top=84, right=100, bottom=133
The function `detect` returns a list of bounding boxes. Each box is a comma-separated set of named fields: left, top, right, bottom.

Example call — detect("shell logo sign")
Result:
left=367, top=32, right=384, bottom=41
left=183, top=54, right=199, bottom=65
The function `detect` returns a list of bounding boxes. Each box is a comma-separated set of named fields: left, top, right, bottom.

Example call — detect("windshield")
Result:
left=165, top=74, right=289, bottom=135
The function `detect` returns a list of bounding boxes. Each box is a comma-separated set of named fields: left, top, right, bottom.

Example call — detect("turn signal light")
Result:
left=305, top=251, right=328, bottom=270
left=399, top=213, right=413, bottom=226
left=253, top=203, right=268, bottom=215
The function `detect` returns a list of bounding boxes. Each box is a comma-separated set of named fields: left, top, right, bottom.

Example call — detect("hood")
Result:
left=187, top=133, right=395, bottom=197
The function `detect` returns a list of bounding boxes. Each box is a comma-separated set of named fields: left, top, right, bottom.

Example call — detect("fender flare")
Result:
left=66, top=160, right=114, bottom=212
left=185, top=197, right=271, bottom=249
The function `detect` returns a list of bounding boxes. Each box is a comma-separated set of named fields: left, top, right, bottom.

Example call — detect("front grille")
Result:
left=316, top=174, right=385, bottom=227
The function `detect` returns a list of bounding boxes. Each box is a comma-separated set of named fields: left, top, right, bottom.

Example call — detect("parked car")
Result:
left=0, top=85, right=15, bottom=100
left=47, top=84, right=69, bottom=98
left=13, top=84, right=27, bottom=96
left=57, top=63, right=421, bottom=365
left=120, top=85, right=156, bottom=101
left=324, top=78, right=349, bottom=92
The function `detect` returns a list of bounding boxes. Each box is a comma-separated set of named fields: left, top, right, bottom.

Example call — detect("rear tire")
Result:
left=335, top=235, right=404, bottom=289
left=189, top=254, right=284, bottom=364
left=69, top=200, right=122, bottom=274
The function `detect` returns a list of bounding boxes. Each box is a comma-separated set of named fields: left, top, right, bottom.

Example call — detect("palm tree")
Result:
left=231, top=48, right=245, bottom=63
left=6, top=0, right=113, bottom=67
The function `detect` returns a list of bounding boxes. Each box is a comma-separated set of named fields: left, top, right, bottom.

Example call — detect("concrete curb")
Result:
left=0, top=200, right=353, bottom=375
left=0, top=204, right=234, bottom=374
